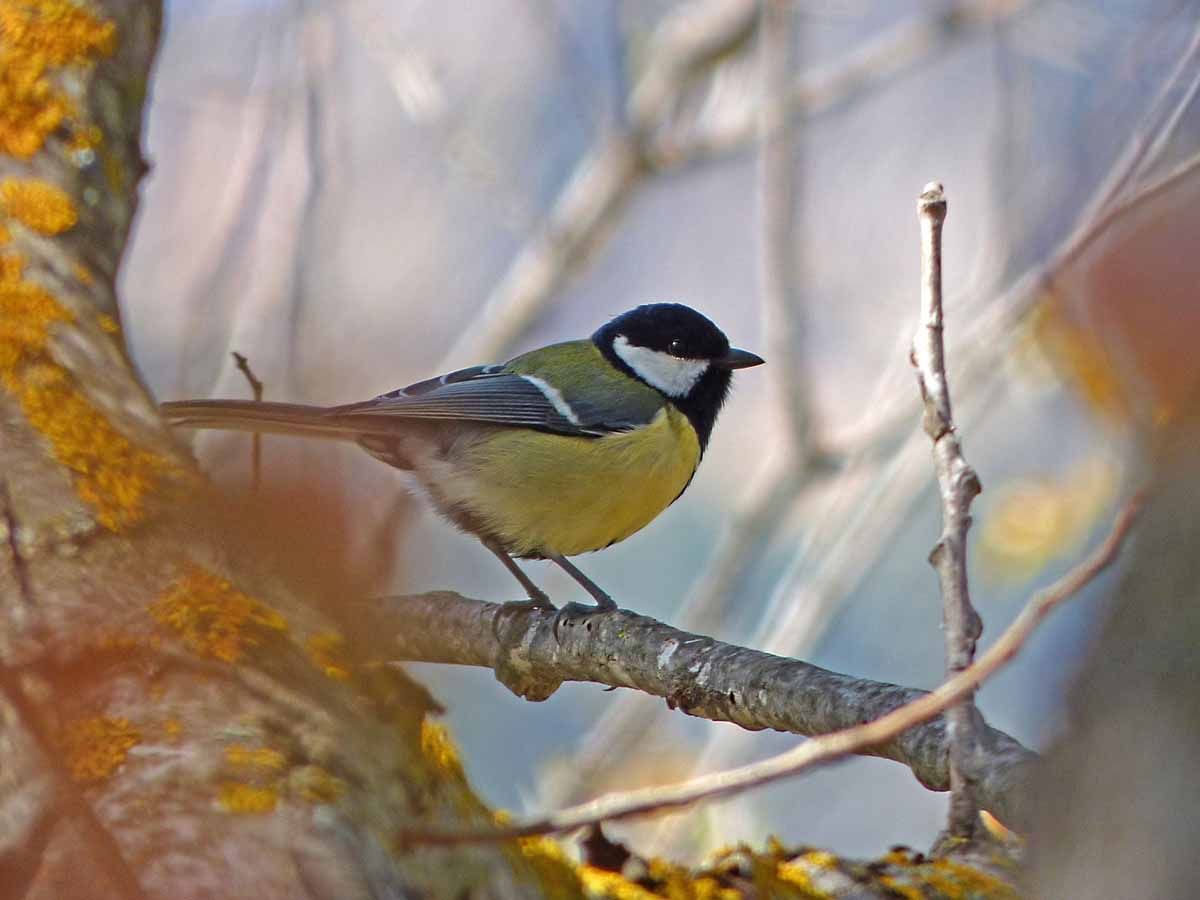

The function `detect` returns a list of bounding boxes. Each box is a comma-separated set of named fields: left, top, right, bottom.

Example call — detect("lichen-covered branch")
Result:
left=385, top=590, right=1036, bottom=828
left=0, top=3, right=574, bottom=896
left=912, top=182, right=985, bottom=839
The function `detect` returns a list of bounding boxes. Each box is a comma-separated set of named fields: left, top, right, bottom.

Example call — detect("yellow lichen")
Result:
left=579, top=867, right=662, bottom=900
left=290, top=764, right=345, bottom=804
left=218, top=782, right=278, bottom=815
left=419, top=718, right=465, bottom=782
left=151, top=565, right=288, bottom=662
left=0, top=253, right=173, bottom=529
left=512, top=835, right=585, bottom=900
left=306, top=630, right=351, bottom=680
left=0, top=0, right=117, bottom=160
left=58, top=715, right=139, bottom=782
left=225, top=744, right=287, bottom=772
left=1, top=177, right=77, bottom=233
left=922, top=857, right=1020, bottom=900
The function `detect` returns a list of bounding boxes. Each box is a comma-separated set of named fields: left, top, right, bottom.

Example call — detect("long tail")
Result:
left=161, top=400, right=382, bottom=441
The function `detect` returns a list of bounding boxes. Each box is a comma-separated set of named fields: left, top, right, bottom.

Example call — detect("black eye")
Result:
left=668, top=339, right=684, bottom=357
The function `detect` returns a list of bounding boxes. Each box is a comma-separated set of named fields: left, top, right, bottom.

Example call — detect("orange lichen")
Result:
left=19, top=366, right=172, bottom=529
left=511, top=835, right=586, bottom=900
left=58, top=715, right=139, bottom=782
left=1, top=177, right=77, bottom=233
left=225, top=744, right=287, bottom=772
left=162, top=718, right=183, bottom=741
left=290, top=764, right=345, bottom=804
left=218, top=782, right=278, bottom=815
left=0, top=222, right=8, bottom=244
left=419, top=718, right=465, bottom=782
left=151, top=565, right=288, bottom=662
left=0, top=253, right=173, bottom=529
left=0, top=0, right=116, bottom=160
left=578, top=868, right=660, bottom=900
left=306, top=630, right=351, bottom=680
left=922, top=857, right=1019, bottom=900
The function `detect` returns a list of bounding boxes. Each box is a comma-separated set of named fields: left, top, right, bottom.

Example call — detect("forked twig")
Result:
left=911, top=182, right=984, bottom=837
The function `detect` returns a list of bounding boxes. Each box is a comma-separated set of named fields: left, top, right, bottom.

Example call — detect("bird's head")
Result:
left=592, top=303, right=764, bottom=448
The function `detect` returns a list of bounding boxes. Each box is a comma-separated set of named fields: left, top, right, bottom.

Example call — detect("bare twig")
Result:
left=231, top=351, right=265, bottom=491
left=394, top=496, right=1140, bottom=846
left=911, top=182, right=984, bottom=838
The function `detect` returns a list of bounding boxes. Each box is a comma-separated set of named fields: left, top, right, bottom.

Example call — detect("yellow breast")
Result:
left=446, top=406, right=701, bottom=558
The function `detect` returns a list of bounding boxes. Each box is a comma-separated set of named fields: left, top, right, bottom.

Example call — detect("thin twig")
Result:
left=395, top=496, right=1140, bottom=847
left=912, top=182, right=984, bottom=839
left=231, top=351, right=264, bottom=491
left=759, top=0, right=811, bottom=453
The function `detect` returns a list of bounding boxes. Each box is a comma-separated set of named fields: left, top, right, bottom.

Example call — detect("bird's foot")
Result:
left=552, top=600, right=617, bottom=643
left=492, top=594, right=557, bottom=641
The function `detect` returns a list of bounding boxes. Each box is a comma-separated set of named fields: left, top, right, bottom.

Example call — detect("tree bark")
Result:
left=0, top=3, right=560, bottom=897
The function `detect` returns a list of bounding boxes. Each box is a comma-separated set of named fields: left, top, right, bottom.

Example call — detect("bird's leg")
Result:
left=483, top=539, right=555, bottom=640
left=548, top=554, right=616, bottom=609
left=547, top=554, right=616, bottom=641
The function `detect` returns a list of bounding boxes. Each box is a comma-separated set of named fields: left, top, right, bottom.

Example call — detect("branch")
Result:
left=385, top=592, right=1035, bottom=827
left=911, top=183, right=984, bottom=838
left=392, top=496, right=1140, bottom=846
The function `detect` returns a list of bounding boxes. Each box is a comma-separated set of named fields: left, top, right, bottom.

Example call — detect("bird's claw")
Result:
left=492, top=596, right=556, bottom=641
left=552, top=601, right=615, bottom=643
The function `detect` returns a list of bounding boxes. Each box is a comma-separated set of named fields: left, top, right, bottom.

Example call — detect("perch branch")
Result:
left=392, top=496, right=1139, bottom=846
left=911, top=182, right=984, bottom=838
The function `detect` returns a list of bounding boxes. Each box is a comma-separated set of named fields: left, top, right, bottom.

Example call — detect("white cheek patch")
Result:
left=612, top=335, right=710, bottom=397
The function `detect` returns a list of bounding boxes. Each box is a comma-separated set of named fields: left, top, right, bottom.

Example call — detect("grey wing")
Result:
left=327, top=370, right=635, bottom=437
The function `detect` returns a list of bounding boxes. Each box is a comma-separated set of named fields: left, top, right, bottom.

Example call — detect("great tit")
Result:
left=162, top=303, right=764, bottom=620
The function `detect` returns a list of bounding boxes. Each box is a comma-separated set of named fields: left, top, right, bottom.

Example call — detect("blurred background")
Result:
left=121, top=0, right=1199, bottom=861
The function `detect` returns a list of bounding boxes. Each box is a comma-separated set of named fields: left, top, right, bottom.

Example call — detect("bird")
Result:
left=162, top=303, right=764, bottom=625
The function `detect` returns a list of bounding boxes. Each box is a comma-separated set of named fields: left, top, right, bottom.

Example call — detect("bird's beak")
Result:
left=713, top=347, right=765, bottom=369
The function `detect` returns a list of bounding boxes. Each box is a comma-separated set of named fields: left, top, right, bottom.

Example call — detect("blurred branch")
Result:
left=912, top=183, right=984, bottom=839
left=391, top=495, right=1139, bottom=845
left=440, top=0, right=1025, bottom=368
left=439, top=0, right=758, bottom=368
left=662, top=0, right=1037, bottom=166
left=385, top=590, right=1037, bottom=830
left=801, top=19, right=1200, bottom=475
left=759, top=0, right=812, bottom=455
